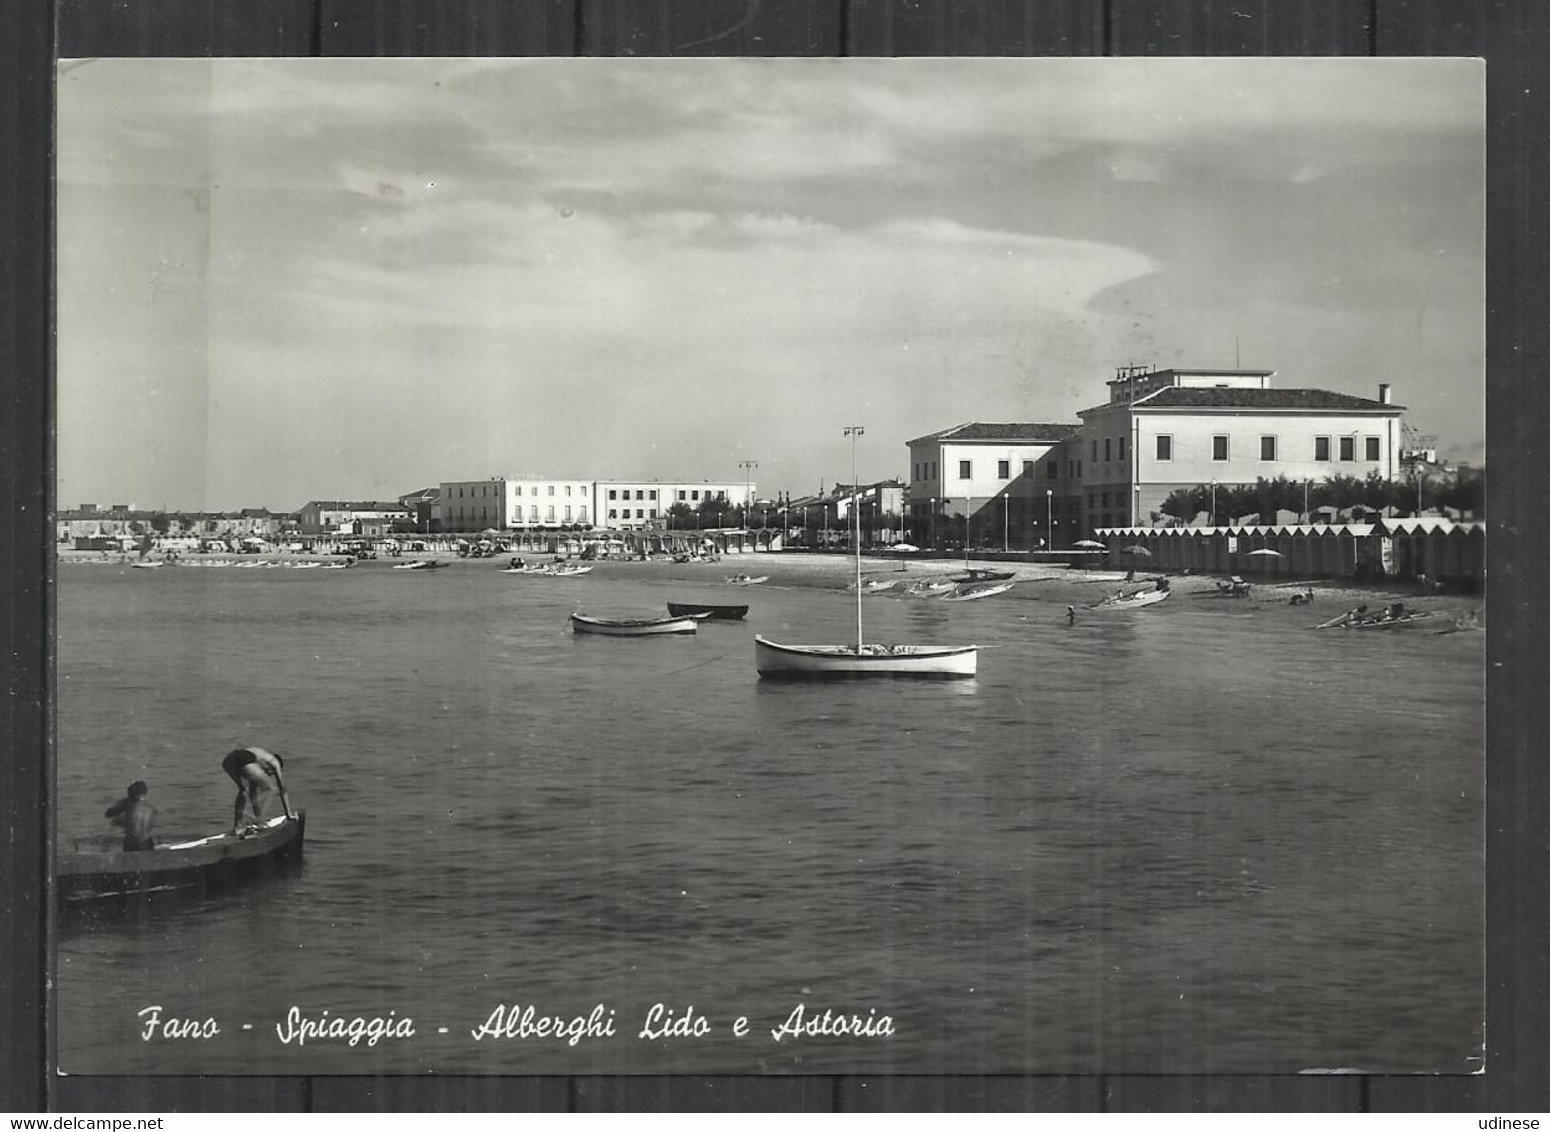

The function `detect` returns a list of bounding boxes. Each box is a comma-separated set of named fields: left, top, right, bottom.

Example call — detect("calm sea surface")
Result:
left=53, top=557, right=1484, bottom=1076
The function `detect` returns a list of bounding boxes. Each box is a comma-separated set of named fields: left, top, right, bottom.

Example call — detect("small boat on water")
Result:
left=905, top=579, right=957, bottom=597
left=941, top=582, right=1014, bottom=602
left=755, top=428, right=977, bottom=679
left=726, top=574, right=768, bottom=586
left=846, top=578, right=897, bottom=594
left=550, top=564, right=594, bottom=576
left=666, top=602, right=748, bottom=621
left=1089, top=587, right=1169, bottom=610
left=1315, top=605, right=1434, bottom=631
left=57, top=812, right=305, bottom=904
left=130, top=561, right=163, bottom=569
left=569, top=612, right=698, bottom=636
left=754, top=636, right=978, bottom=677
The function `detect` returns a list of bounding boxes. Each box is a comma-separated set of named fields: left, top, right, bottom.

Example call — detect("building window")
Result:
left=563, top=506, right=572, bottom=522
left=1046, top=462, right=1058, bottom=479
left=548, top=485, right=555, bottom=496
left=1261, top=436, right=1277, bottom=461
left=564, top=485, right=571, bottom=497
left=649, top=490, right=657, bottom=501
left=636, top=508, right=644, bottom=519
left=692, top=490, right=700, bottom=500
left=1365, top=437, right=1381, bottom=461
left=1092, top=440, right=1098, bottom=462
left=579, top=507, right=588, bottom=522
left=1213, top=435, right=1229, bottom=461
left=649, top=509, right=658, bottom=519
left=1156, top=435, right=1172, bottom=461
left=636, top=490, right=644, bottom=500
left=678, top=490, right=686, bottom=501
left=958, top=460, right=971, bottom=479
left=997, top=460, right=1010, bottom=479
left=608, top=489, right=617, bottom=500
left=546, top=507, right=555, bottom=521
left=1339, top=436, right=1356, bottom=461
left=1104, top=438, right=1112, bottom=462
left=931, top=462, right=937, bottom=480
left=529, top=506, right=538, bottom=521
left=1315, top=436, right=1331, bottom=461
left=1023, top=460, right=1035, bottom=475
left=608, top=509, right=617, bottom=519
left=1118, top=437, right=1126, bottom=461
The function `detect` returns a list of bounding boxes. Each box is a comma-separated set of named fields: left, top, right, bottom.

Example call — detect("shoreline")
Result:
left=58, top=547, right=1484, bottom=625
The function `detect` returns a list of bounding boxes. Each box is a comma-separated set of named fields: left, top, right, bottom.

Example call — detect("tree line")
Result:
left=1158, top=469, right=1485, bottom=526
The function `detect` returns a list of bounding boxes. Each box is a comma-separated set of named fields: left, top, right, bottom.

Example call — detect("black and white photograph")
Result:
left=52, top=56, right=1485, bottom=1078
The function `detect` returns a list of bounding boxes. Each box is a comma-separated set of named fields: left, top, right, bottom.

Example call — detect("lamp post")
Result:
left=739, top=460, right=758, bottom=531
left=844, top=425, right=866, bottom=649
left=929, top=497, right=936, bottom=550
left=1210, top=479, right=1218, bottom=526
left=1303, top=478, right=1311, bottom=524
left=1003, top=495, right=1009, bottom=552
left=1046, top=489, right=1053, bottom=550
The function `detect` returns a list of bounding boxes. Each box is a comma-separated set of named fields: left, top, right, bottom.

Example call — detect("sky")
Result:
left=55, top=58, right=1485, bottom=512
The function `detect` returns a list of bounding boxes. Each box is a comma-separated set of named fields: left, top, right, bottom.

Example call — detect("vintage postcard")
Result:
left=53, top=57, right=1484, bottom=1077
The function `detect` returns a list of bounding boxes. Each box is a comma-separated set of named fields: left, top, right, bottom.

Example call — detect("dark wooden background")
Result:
left=3, top=0, right=1545, bottom=1113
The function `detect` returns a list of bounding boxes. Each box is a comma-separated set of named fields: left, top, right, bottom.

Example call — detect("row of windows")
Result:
left=1150, top=435, right=1383, bottom=462
left=677, top=489, right=727, bottom=502
left=916, top=459, right=1062, bottom=482
left=608, top=489, right=657, bottom=501
left=449, top=505, right=589, bottom=522
left=607, top=508, right=658, bottom=520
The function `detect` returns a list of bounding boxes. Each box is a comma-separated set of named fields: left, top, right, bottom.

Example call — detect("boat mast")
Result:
left=845, top=424, right=865, bottom=651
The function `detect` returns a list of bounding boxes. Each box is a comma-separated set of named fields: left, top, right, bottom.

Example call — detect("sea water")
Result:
left=53, top=559, right=1484, bottom=1076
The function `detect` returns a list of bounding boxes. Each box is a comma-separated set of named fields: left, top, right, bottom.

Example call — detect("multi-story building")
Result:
left=1078, top=366, right=1405, bottom=530
left=906, top=423, right=1082, bottom=547
left=602, top=480, right=754, bottom=530
left=437, top=478, right=592, bottom=531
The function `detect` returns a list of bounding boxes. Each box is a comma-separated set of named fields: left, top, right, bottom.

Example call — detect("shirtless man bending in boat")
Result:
left=222, top=746, right=293, bottom=831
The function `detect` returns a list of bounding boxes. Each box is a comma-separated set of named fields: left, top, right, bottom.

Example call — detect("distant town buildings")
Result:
left=59, top=363, right=1467, bottom=553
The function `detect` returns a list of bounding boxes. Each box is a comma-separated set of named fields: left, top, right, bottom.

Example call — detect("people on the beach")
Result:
left=222, top=746, right=292, bottom=831
left=1067, top=605, right=1076, bottom=625
left=105, top=780, right=157, bottom=851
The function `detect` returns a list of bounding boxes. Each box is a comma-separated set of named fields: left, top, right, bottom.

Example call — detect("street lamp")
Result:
left=739, top=460, right=758, bottom=531
left=1210, top=479, right=1218, bottom=526
left=1003, top=494, right=1009, bottom=552
left=1046, top=489, right=1053, bottom=550
left=929, top=497, right=936, bottom=550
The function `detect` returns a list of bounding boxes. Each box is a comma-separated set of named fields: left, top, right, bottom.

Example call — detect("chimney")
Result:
left=1378, top=383, right=1391, bottom=404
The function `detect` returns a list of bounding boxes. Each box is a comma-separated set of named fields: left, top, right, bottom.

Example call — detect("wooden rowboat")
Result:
left=941, top=582, right=1014, bottom=602
left=666, top=602, right=748, bottom=621
left=570, top=612, right=698, bottom=636
left=1088, top=588, right=1169, bottom=610
left=57, top=812, right=306, bottom=904
left=754, top=636, right=977, bottom=678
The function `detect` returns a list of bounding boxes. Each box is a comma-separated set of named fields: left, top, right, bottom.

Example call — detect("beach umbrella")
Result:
left=1121, top=545, right=1153, bottom=556
left=1074, top=539, right=1107, bottom=549
left=1247, top=548, right=1284, bottom=557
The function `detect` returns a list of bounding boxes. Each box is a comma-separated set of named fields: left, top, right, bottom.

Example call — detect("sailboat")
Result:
left=949, top=495, right=1014, bottom=585
left=754, top=427, right=978, bottom=679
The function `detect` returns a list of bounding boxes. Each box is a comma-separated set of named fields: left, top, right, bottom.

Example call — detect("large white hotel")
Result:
left=436, top=478, right=756, bottom=532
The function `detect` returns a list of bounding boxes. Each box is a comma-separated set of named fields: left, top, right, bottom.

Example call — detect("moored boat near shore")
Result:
left=570, top=612, right=698, bottom=636
left=754, top=636, right=978, bottom=678
left=666, top=602, right=748, bottom=621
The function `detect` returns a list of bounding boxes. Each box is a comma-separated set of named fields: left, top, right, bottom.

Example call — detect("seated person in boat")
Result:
left=222, top=746, right=293, bottom=831
left=105, top=780, right=157, bottom=851
left=1387, top=602, right=1406, bottom=621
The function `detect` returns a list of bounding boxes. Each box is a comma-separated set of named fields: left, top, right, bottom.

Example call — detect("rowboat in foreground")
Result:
left=57, top=812, right=306, bottom=904
left=569, top=612, right=698, bottom=636
left=905, top=579, right=957, bottom=597
left=755, top=636, right=978, bottom=678
left=941, top=582, right=1014, bottom=602
left=726, top=574, right=769, bottom=586
left=1088, top=587, right=1169, bottom=610
left=666, top=602, right=749, bottom=621
left=754, top=428, right=977, bottom=679
left=1315, top=606, right=1435, bottom=631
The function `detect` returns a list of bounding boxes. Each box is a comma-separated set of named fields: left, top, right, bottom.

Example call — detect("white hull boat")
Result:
left=754, top=636, right=977, bottom=678
left=570, top=612, right=698, bottom=636
left=941, top=582, right=1014, bottom=602
left=1090, top=588, right=1170, bottom=610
